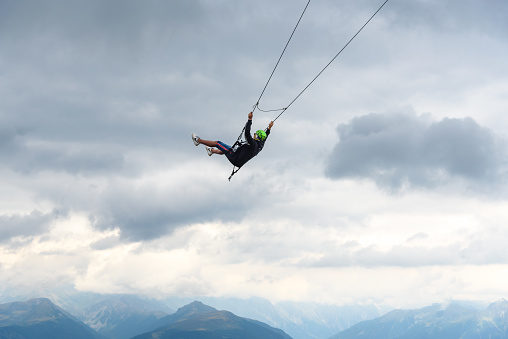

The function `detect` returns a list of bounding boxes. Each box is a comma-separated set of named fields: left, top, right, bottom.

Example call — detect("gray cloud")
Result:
left=0, top=210, right=55, bottom=243
left=84, top=176, right=275, bottom=242
left=0, top=127, right=21, bottom=159
left=326, top=112, right=508, bottom=192
left=385, top=0, right=508, bottom=34
left=12, top=144, right=125, bottom=176
left=0, top=0, right=279, bottom=179
left=2, top=0, right=506, bottom=179
left=0, top=125, right=126, bottom=175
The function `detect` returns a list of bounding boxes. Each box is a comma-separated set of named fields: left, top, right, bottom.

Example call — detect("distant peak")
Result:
left=488, top=299, right=508, bottom=309
left=175, top=301, right=216, bottom=317
left=0, top=298, right=71, bottom=327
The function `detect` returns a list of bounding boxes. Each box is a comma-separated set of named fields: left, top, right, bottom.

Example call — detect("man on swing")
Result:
left=192, top=112, right=274, bottom=171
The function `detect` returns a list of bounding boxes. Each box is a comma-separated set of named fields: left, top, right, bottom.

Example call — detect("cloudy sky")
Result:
left=1, top=0, right=508, bottom=309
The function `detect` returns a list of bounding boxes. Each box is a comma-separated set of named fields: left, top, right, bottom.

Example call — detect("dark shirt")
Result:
left=225, top=119, right=270, bottom=168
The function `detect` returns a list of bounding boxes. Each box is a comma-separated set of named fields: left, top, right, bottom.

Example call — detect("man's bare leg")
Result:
left=197, top=138, right=218, bottom=147
left=197, top=138, right=225, bottom=155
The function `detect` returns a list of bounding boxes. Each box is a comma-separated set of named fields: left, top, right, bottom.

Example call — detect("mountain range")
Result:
left=0, top=288, right=386, bottom=339
left=0, top=298, right=292, bottom=339
left=331, top=299, right=508, bottom=339
left=3, top=292, right=508, bottom=339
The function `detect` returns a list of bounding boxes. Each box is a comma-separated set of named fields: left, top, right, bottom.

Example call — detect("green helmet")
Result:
left=255, top=129, right=267, bottom=141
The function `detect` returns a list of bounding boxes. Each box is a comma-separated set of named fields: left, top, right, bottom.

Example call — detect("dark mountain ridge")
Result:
left=133, top=300, right=292, bottom=339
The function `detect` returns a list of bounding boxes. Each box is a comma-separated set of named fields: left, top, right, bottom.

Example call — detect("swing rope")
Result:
left=255, top=0, right=390, bottom=122
left=254, top=0, right=311, bottom=113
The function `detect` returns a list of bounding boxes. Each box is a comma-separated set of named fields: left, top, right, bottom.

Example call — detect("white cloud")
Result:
left=2, top=191, right=508, bottom=309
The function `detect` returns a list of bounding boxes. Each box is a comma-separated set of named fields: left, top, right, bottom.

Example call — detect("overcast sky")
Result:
left=1, top=0, right=508, bottom=309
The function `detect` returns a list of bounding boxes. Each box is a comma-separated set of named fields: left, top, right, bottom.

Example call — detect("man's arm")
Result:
left=245, top=112, right=254, bottom=144
left=265, top=121, right=274, bottom=138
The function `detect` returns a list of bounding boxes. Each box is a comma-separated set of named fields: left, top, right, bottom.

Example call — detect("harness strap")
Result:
left=232, top=125, right=246, bottom=149
left=227, top=122, right=251, bottom=181
left=228, top=166, right=241, bottom=181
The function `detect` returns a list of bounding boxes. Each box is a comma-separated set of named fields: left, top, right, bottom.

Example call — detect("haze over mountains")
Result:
left=2, top=292, right=508, bottom=339
left=0, top=298, right=292, bottom=339
left=81, top=295, right=171, bottom=339
left=0, top=289, right=387, bottom=339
